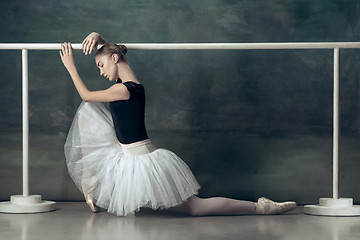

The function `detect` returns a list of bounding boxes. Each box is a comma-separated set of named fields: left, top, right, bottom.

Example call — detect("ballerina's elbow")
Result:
left=80, top=93, right=91, bottom=102
left=80, top=91, right=100, bottom=102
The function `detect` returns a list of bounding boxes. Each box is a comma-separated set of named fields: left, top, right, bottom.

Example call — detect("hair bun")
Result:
left=96, top=42, right=127, bottom=61
left=118, top=44, right=127, bottom=55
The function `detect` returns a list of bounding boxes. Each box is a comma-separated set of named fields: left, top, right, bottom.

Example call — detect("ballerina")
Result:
left=59, top=32, right=297, bottom=216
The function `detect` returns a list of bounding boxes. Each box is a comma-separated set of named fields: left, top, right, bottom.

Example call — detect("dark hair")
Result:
left=96, top=42, right=127, bottom=61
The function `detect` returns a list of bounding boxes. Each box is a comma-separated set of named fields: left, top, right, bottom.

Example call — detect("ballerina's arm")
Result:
left=59, top=42, right=129, bottom=102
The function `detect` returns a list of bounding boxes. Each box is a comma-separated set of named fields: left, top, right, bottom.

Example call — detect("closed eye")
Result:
left=97, top=61, right=103, bottom=68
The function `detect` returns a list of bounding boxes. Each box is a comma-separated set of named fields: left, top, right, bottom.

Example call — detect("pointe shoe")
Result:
left=255, top=197, right=297, bottom=215
left=85, top=195, right=100, bottom=213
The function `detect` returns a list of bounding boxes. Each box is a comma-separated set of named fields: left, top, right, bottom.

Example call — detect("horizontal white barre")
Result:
left=1, top=42, right=360, bottom=50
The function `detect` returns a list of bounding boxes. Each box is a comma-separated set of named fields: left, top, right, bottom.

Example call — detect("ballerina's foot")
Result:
left=85, top=196, right=101, bottom=213
left=255, top=197, right=297, bottom=215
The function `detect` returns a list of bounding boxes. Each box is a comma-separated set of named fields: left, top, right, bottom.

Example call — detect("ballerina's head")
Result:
left=95, top=43, right=127, bottom=82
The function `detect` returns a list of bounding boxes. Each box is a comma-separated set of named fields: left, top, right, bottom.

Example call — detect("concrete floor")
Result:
left=1, top=202, right=360, bottom=240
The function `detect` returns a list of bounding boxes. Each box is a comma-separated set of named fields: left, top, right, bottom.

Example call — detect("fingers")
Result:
left=81, top=32, right=94, bottom=50
left=82, top=38, right=88, bottom=54
left=83, top=39, right=90, bottom=55
left=60, top=42, right=73, bottom=55
left=60, top=43, right=66, bottom=58
left=67, top=42, right=73, bottom=55
left=81, top=38, right=87, bottom=49
left=60, top=42, right=76, bottom=69
left=83, top=39, right=92, bottom=55
left=59, top=42, right=74, bottom=63
left=82, top=37, right=98, bottom=55
left=89, top=39, right=97, bottom=54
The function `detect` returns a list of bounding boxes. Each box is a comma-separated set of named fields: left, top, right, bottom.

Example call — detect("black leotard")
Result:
left=109, top=80, right=149, bottom=144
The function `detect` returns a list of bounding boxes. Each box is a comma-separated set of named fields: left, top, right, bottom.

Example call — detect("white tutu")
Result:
left=64, top=102, right=201, bottom=216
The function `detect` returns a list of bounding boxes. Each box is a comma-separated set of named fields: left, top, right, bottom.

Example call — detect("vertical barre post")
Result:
left=304, top=47, right=360, bottom=216
left=22, top=49, right=29, bottom=197
left=333, top=48, right=340, bottom=200
left=0, top=49, right=55, bottom=213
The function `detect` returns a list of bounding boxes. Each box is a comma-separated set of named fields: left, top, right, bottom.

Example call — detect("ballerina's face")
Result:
left=95, top=54, right=118, bottom=82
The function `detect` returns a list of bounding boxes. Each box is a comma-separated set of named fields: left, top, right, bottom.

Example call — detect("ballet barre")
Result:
left=1, top=42, right=360, bottom=50
left=0, top=42, right=360, bottom=215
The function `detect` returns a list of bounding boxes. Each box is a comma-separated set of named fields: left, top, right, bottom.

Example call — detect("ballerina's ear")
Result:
left=111, top=53, right=119, bottom=63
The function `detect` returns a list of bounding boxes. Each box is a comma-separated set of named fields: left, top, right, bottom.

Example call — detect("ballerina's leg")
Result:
left=177, top=195, right=297, bottom=216
left=78, top=113, right=100, bottom=213
left=176, top=195, right=256, bottom=216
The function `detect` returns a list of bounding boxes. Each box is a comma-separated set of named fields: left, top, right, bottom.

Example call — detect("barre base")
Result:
left=0, top=195, right=56, bottom=213
left=304, top=198, right=360, bottom=216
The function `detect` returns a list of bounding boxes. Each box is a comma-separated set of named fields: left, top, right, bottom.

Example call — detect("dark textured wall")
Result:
left=0, top=0, right=360, bottom=204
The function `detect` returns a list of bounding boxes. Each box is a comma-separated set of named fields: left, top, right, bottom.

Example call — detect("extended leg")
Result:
left=177, top=196, right=296, bottom=216
left=177, top=196, right=256, bottom=216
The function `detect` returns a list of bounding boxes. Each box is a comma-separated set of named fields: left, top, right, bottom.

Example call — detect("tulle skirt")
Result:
left=64, top=102, right=201, bottom=216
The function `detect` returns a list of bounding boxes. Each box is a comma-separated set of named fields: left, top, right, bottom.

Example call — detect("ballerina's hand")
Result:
left=82, top=32, right=102, bottom=55
left=59, top=42, right=76, bottom=70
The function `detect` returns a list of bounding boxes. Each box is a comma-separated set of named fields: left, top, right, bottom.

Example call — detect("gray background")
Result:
left=1, top=0, right=360, bottom=204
